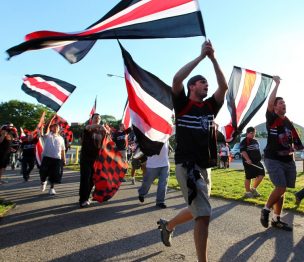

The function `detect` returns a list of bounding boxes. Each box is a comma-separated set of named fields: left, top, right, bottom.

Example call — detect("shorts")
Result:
left=175, top=163, right=211, bottom=219
left=40, top=156, right=62, bottom=184
left=243, top=161, right=265, bottom=179
left=264, top=158, right=296, bottom=188
left=220, top=156, right=228, bottom=163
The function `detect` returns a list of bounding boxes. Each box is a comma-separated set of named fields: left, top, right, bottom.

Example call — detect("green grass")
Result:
left=129, top=163, right=304, bottom=213
left=0, top=199, right=15, bottom=218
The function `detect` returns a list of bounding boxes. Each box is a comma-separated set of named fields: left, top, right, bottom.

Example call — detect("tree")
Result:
left=0, top=100, right=54, bottom=130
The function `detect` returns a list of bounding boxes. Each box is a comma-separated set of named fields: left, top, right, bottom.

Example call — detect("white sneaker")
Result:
left=131, top=177, right=136, bottom=185
left=49, top=188, right=56, bottom=195
left=40, top=181, right=47, bottom=192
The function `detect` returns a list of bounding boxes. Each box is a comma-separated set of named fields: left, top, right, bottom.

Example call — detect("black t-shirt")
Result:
left=240, top=137, right=261, bottom=163
left=112, top=128, right=131, bottom=151
left=264, top=110, right=294, bottom=162
left=80, top=128, right=104, bottom=161
left=173, top=90, right=222, bottom=168
left=21, top=137, right=39, bottom=157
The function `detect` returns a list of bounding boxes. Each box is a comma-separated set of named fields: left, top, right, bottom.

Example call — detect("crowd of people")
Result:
left=1, top=40, right=304, bottom=262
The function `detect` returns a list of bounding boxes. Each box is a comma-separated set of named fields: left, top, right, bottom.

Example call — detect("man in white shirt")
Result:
left=138, top=141, right=170, bottom=208
left=40, top=123, right=66, bottom=195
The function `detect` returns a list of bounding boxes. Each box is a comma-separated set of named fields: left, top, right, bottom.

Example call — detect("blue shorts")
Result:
left=264, top=158, right=296, bottom=188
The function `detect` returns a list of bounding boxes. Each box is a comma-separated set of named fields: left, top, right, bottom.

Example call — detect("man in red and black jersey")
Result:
left=157, top=40, right=228, bottom=262
left=240, top=127, right=265, bottom=198
left=260, top=76, right=303, bottom=231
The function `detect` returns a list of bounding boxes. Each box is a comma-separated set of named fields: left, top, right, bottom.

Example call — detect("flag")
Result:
left=93, top=135, right=128, bottom=203
left=47, top=114, right=74, bottom=143
left=221, top=66, right=273, bottom=142
left=121, top=100, right=132, bottom=129
left=22, top=74, right=76, bottom=112
left=34, top=112, right=46, bottom=166
left=119, top=42, right=173, bottom=156
left=7, top=0, right=206, bottom=63
left=88, top=96, right=97, bottom=125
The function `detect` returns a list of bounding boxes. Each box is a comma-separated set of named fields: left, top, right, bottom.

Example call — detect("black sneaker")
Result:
left=271, top=217, right=292, bottom=231
left=157, top=219, right=173, bottom=247
left=156, top=203, right=167, bottom=209
left=138, top=196, right=144, bottom=203
left=260, top=208, right=270, bottom=228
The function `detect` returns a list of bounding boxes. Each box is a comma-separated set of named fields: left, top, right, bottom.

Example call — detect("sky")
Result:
left=1, top=0, right=304, bottom=128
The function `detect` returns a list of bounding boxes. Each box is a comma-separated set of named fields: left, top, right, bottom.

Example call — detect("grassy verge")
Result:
left=0, top=199, right=15, bottom=218
left=129, top=163, right=304, bottom=213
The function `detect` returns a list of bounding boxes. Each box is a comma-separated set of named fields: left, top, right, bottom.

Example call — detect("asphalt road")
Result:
left=0, top=168, right=304, bottom=262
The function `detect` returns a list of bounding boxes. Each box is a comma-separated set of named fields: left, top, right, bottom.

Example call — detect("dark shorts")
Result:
left=39, top=156, right=62, bottom=184
left=264, top=158, right=296, bottom=188
left=220, top=156, right=229, bottom=163
left=243, top=161, right=265, bottom=179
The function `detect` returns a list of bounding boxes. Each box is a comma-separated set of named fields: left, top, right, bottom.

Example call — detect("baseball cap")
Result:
left=187, top=75, right=207, bottom=89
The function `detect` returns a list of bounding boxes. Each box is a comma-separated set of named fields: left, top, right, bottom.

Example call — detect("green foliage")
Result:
left=0, top=100, right=53, bottom=130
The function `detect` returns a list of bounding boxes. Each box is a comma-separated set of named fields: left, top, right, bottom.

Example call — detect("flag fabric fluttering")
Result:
left=121, top=100, right=132, bottom=129
left=47, top=114, right=73, bottom=143
left=221, top=66, right=273, bottom=142
left=35, top=111, right=46, bottom=166
left=7, top=0, right=206, bottom=63
left=93, top=135, right=128, bottom=203
left=119, top=42, right=173, bottom=156
left=22, top=74, right=76, bottom=112
left=88, top=97, right=97, bottom=125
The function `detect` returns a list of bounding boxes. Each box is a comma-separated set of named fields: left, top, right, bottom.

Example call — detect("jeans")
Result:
left=138, top=166, right=169, bottom=204
left=295, top=188, right=304, bottom=201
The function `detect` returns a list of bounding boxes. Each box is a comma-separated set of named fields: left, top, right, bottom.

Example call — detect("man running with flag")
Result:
left=157, top=40, right=228, bottom=262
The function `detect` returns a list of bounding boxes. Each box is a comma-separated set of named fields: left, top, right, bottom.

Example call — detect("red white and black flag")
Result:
left=121, top=100, right=132, bottom=129
left=89, top=96, right=97, bottom=125
left=22, top=74, right=76, bottom=112
left=7, top=0, right=205, bottom=63
left=119, top=42, right=173, bottom=156
left=221, top=66, right=273, bottom=142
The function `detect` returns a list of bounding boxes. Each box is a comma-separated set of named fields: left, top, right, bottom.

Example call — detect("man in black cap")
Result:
left=157, top=40, right=228, bottom=262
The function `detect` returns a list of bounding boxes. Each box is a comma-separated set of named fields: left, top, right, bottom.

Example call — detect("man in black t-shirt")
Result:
left=112, top=123, right=132, bottom=163
left=157, top=40, right=228, bottom=262
left=260, top=76, right=303, bottom=231
left=21, top=133, right=39, bottom=181
left=240, top=127, right=265, bottom=198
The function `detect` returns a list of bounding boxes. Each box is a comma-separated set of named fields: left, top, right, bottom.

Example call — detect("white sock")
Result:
left=263, top=206, right=271, bottom=211
left=272, top=214, right=280, bottom=221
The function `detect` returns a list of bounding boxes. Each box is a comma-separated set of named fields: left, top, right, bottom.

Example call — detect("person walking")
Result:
left=40, top=123, right=66, bottom=195
left=79, top=113, right=106, bottom=208
left=240, top=127, right=265, bottom=198
left=0, top=125, right=13, bottom=184
left=260, top=76, right=303, bottom=231
left=157, top=40, right=228, bottom=262
left=138, top=141, right=170, bottom=208
left=20, top=132, right=39, bottom=182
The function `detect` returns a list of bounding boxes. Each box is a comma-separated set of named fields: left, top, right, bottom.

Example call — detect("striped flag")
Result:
left=89, top=97, right=97, bottom=125
left=119, top=42, right=173, bottom=156
left=7, top=0, right=205, bottom=63
left=22, top=74, right=76, bottom=112
left=121, top=100, right=132, bottom=129
left=35, top=112, right=46, bottom=166
left=222, top=66, right=273, bottom=142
